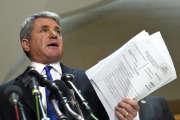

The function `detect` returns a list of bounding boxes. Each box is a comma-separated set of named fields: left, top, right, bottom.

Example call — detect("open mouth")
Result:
left=47, top=43, right=59, bottom=47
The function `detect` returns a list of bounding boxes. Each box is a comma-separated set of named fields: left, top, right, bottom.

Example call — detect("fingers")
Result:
left=115, top=106, right=133, bottom=120
left=122, top=98, right=139, bottom=111
left=115, top=98, right=139, bottom=120
left=119, top=98, right=139, bottom=116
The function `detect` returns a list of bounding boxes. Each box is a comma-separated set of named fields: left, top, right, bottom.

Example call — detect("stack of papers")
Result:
left=85, top=30, right=177, bottom=120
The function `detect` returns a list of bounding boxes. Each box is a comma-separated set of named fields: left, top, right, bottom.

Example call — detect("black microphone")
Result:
left=4, top=85, right=22, bottom=106
left=61, top=74, right=93, bottom=116
left=3, top=85, right=27, bottom=120
left=27, top=69, right=45, bottom=87
left=38, top=76, right=84, bottom=120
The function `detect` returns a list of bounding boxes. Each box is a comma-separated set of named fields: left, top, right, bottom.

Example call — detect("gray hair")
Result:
left=20, top=11, right=61, bottom=42
left=20, top=11, right=61, bottom=57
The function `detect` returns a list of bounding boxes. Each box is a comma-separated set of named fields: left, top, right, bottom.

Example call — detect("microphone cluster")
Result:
left=2, top=69, right=98, bottom=120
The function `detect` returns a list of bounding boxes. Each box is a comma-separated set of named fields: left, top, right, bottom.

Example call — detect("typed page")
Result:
left=86, top=31, right=176, bottom=120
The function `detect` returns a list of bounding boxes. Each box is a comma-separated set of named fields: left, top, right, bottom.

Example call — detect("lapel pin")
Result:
left=140, top=100, right=147, bottom=104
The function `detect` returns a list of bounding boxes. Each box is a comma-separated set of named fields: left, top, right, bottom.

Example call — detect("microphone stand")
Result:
left=14, top=103, right=20, bottom=120
left=38, top=94, right=50, bottom=120
left=48, top=91, right=67, bottom=120
left=50, top=98, right=68, bottom=120
left=69, top=89, right=84, bottom=118
left=62, top=74, right=99, bottom=120
left=31, top=76, right=50, bottom=120
left=18, top=102, right=27, bottom=120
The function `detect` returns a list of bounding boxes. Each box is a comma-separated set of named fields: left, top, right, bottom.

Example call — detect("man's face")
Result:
left=22, top=17, right=63, bottom=64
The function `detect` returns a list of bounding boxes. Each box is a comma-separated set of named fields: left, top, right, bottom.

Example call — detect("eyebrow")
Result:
left=41, top=25, right=61, bottom=30
left=41, top=25, right=49, bottom=29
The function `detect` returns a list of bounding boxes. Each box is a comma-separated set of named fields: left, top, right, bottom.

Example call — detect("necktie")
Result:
left=44, top=66, right=57, bottom=120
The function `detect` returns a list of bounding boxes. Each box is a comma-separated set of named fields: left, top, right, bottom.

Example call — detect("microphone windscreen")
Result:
left=21, top=68, right=43, bottom=87
left=28, top=70, right=40, bottom=77
left=54, top=80, right=72, bottom=98
left=27, top=70, right=44, bottom=87
left=61, top=73, right=75, bottom=82
left=3, top=85, right=23, bottom=104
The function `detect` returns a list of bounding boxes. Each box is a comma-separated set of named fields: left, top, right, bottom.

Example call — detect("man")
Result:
left=0, top=11, right=139, bottom=120
left=0, top=11, right=175, bottom=120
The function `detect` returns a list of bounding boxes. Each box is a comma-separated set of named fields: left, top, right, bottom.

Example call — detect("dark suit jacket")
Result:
left=139, top=96, right=175, bottom=120
left=0, top=64, right=175, bottom=120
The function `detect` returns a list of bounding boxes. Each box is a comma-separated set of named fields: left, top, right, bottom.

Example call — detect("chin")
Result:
left=48, top=55, right=62, bottom=62
left=45, top=51, right=63, bottom=62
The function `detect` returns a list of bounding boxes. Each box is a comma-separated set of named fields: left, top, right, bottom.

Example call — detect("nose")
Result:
left=49, top=30, right=57, bottom=39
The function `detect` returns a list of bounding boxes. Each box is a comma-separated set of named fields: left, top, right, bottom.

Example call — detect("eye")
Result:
left=56, top=29, right=61, bottom=35
left=55, top=28, right=61, bottom=35
left=54, top=26, right=62, bottom=35
left=40, top=28, right=48, bottom=33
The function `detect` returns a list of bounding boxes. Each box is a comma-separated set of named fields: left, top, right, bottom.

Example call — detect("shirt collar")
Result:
left=49, top=62, right=62, bottom=75
left=30, top=61, right=62, bottom=75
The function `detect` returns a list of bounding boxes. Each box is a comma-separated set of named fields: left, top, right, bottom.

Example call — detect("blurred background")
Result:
left=0, top=0, right=179, bottom=118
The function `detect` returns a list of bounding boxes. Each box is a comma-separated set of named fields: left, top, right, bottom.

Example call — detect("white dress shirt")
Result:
left=30, top=61, right=62, bottom=110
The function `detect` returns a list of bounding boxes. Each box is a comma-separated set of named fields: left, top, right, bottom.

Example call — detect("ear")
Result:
left=21, top=39, right=30, bottom=52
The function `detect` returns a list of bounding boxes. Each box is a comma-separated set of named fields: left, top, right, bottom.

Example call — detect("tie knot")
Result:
left=44, top=66, right=52, bottom=72
left=44, top=66, right=53, bottom=80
